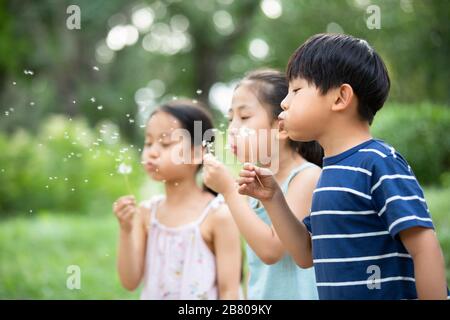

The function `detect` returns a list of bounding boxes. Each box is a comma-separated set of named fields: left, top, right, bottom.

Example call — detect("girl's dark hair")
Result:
left=151, top=100, right=217, bottom=195
left=238, top=69, right=324, bottom=167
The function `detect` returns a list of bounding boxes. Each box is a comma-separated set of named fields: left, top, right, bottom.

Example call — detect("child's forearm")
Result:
left=223, top=190, right=286, bottom=264
left=400, top=228, right=448, bottom=299
left=261, top=189, right=313, bottom=268
left=412, top=243, right=447, bottom=299
left=117, top=230, right=144, bottom=290
left=219, top=287, right=240, bottom=300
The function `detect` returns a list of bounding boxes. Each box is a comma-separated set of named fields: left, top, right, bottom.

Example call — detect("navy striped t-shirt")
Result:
left=303, top=139, right=435, bottom=300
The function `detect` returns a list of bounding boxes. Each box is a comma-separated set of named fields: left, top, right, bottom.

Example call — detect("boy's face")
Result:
left=279, top=77, right=332, bottom=142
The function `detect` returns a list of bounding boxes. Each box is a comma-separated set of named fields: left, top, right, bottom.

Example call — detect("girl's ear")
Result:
left=331, top=83, right=354, bottom=112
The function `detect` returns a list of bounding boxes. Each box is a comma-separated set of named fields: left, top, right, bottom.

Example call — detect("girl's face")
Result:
left=228, top=83, right=279, bottom=164
left=142, top=111, right=199, bottom=182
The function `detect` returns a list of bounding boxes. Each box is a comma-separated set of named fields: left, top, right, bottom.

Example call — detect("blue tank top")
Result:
left=246, top=162, right=319, bottom=300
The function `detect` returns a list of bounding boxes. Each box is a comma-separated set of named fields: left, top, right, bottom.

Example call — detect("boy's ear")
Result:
left=331, top=84, right=354, bottom=112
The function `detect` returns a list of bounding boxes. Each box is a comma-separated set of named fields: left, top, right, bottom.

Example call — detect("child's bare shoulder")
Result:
left=290, top=165, right=322, bottom=188
left=138, top=195, right=164, bottom=228
left=207, top=201, right=235, bottom=227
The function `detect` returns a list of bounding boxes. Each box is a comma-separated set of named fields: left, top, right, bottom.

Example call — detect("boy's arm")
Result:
left=203, top=155, right=288, bottom=264
left=238, top=163, right=314, bottom=268
left=371, top=155, right=448, bottom=299
left=261, top=188, right=314, bottom=268
left=399, top=227, right=447, bottom=299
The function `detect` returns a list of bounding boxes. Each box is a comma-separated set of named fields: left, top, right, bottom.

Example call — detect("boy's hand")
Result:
left=237, top=163, right=281, bottom=201
left=113, top=195, right=137, bottom=233
left=203, top=153, right=236, bottom=196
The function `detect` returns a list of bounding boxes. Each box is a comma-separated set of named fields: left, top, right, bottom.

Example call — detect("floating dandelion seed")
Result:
left=93, top=66, right=99, bottom=71
left=196, top=89, right=203, bottom=95
left=97, top=105, right=103, bottom=110
left=118, top=163, right=133, bottom=195
left=12, top=81, right=17, bottom=85
left=30, top=101, right=35, bottom=106
left=24, top=69, right=34, bottom=75
left=90, top=97, right=96, bottom=103
left=72, top=100, right=76, bottom=104
left=119, top=97, right=123, bottom=101
left=118, top=163, right=132, bottom=175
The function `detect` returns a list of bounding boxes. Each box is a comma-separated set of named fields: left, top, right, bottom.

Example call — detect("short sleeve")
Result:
left=303, top=215, right=312, bottom=234
left=371, top=155, right=434, bottom=239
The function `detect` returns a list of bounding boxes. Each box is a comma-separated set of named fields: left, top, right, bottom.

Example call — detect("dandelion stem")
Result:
left=123, top=174, right=134, bottom=195
left=248, top=142, right=264, bottom=187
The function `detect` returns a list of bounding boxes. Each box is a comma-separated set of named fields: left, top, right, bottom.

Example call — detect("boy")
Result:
left=237, top=33, right=448, bottom=299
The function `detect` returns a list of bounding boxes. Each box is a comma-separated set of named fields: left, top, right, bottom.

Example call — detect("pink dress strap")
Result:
left=140, top=195, right=224, bottom=300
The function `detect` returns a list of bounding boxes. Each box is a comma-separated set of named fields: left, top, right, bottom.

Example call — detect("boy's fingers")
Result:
left=239, top=170, right=255, bottom=177
left=255, top=166, right=272, bottom=177
left=237, top=184, right=248, bottom=195
left=237, top=177, right=255, bottom=185
left=243, top=162, right=254, bottom=170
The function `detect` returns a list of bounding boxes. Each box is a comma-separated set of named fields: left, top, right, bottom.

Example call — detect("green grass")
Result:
left=0, top=187, right=449, bottom=299
left=0, top=212, right=139, bottom=299
left=423, top=187, right=450, bottom=283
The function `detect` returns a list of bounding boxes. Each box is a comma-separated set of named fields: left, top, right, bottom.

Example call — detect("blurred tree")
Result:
left=0, top=0, right=448, bottom=144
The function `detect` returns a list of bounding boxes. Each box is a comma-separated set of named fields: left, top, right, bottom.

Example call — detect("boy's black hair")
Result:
left=286, top=33, right=390, bottom=124
left=238, top=69, right=324, bottom=167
